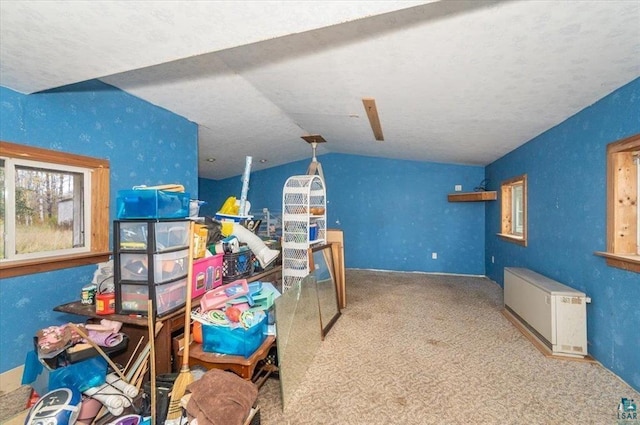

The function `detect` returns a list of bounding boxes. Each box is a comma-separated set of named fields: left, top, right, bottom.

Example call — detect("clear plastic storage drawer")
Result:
left=155, top=278, right=187, bottom=315
left=119, top=284, right=149, bottom=313
left=153, top=249, right=188, bottom=283
left=118, top=222, right=149, bottom=250
left=119, top=253, right=149, bottom=281
left=119, top=278, right=186, bottom=316
left=154, top=221, right=189, bottom=251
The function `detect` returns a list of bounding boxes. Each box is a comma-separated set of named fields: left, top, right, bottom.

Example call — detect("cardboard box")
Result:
left=193, top=223, right=209, bottom=259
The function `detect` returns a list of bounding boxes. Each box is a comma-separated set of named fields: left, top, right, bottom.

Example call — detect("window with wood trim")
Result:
left=595, top=133, right=640, bottom=273
left=499, top=174, right=527, bottom=246
left=0, top=141, right=111, bottom=278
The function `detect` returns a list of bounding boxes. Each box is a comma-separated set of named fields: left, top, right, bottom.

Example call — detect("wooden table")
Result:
left=177, top=335, right=276, bottom=380
left=54, top=266, right=282, bottom=374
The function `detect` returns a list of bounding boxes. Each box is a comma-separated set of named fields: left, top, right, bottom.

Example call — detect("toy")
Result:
left=200, top=279, right=249, bottom=312
left=226, top=281, right=262, bottom=306
left=225, top=306, right=242, bottom=322
left=25, top=387, right=82, bottom=425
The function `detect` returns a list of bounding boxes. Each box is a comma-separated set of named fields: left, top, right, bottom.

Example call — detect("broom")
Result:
left=166, top=220, right=196, bottom=420
left=148, top=300, right=157, bottom=425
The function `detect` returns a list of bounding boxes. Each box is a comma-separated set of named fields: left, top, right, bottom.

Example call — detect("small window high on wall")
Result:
left=499, top=174, right=527, bottom=247
left=596, top=133, right=640, bottom=273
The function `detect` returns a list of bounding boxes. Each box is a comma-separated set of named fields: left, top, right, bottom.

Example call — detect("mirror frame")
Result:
left=308, top=243, right=341, bottom=339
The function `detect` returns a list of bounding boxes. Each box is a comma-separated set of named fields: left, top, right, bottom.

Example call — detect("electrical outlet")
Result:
left=454, top=185, right=462, bottom=192
left=432, top=252, right=438, bottom=259
left=491, top=256, right=495, bottom=264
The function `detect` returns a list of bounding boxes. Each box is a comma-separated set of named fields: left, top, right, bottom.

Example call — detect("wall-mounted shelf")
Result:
left=447, top=191, right=497, bottom=202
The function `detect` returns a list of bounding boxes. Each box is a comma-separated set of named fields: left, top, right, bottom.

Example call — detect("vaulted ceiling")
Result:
left=1, top=1, right=639, bottom=179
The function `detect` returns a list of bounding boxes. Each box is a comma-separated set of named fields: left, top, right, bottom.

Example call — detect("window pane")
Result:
left=512, top=184, right=523, bottom=235
left=500, top=174, right=527, bottom=246
left=14, top=165, right=85, bottom=255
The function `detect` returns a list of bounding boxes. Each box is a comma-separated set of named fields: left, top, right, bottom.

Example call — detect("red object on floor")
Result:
left=26, top=388, right=39, bottom=409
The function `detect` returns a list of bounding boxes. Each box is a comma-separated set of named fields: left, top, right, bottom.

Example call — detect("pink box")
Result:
left=191, top=254, right=223, bottom=299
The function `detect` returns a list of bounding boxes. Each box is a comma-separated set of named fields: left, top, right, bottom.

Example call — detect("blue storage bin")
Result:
left=202, top=316, right=267, bottom=358
left=48, top=356, right=107, bottom=392
left=116, top=189, right=190, bottom=219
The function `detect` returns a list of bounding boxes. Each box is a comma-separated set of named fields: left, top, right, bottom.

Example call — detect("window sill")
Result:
left=594, top=252, right=640, bottom=274
left=497, top=233, right=528, bottom=247
left=0, top=251, right=112, bottom=279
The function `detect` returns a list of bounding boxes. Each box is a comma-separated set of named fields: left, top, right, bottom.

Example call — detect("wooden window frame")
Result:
left=0, top=141, right=111, bottom=278
left=595, top=133, right=640, bottom=273
left=498, top=174, right=527, bottom=247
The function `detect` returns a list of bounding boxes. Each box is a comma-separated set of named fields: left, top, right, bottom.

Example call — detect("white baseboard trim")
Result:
left=348, top=267, right=487, bottom=278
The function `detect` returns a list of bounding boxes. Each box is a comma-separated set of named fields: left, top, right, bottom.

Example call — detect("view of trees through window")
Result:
left=0, top=159, right=86, bottom=259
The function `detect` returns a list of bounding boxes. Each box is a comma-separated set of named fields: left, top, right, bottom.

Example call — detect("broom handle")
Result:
left=148, top=300, right=156, bottom=425
left=182, top=220, right=196, bottom=367
left=123, top=336, right=145, bottom=375
left=125, top=322, right=163, bottom=382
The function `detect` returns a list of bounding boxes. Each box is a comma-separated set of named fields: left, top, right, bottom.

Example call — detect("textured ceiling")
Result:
left=1, top=1, right=639, bottom=179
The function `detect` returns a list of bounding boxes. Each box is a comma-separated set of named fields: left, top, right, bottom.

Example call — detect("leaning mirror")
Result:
left=275, top=274, right=321, bottom=411
left=309, top=243, right=341, bottom=339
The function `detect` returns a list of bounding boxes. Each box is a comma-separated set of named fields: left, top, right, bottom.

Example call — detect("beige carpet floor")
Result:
left=257, top=269, right=639, bottom=425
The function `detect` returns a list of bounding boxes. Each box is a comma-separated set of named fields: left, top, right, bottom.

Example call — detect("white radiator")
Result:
left=504, top=267, right=590, bottom=358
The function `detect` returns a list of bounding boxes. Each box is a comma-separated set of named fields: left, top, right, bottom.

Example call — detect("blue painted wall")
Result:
left=3, top=74, right=637, bottom=394
left=485, top=77, right=640, bottom=391
left=200, top=153, right=487, bottom=275
left=0, top=81, right=198, bottom=372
